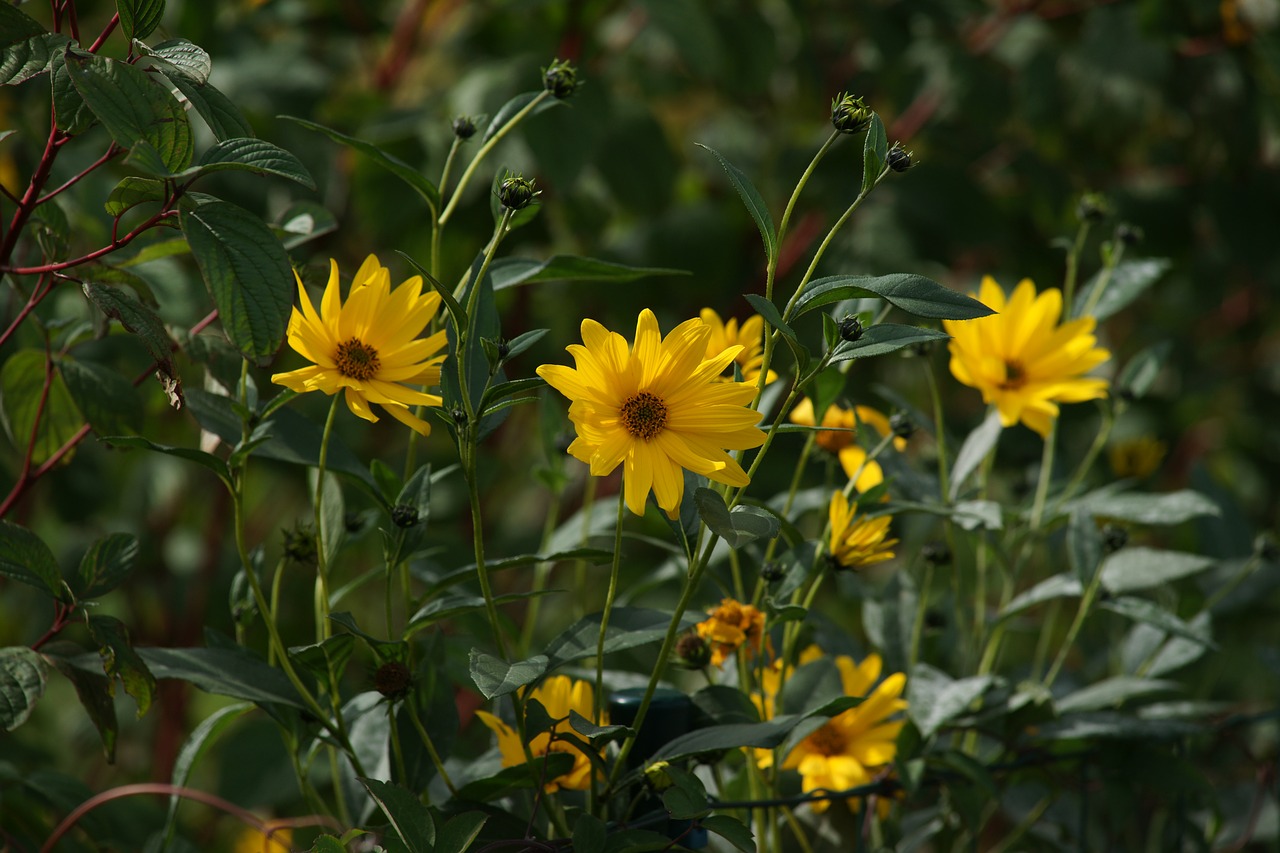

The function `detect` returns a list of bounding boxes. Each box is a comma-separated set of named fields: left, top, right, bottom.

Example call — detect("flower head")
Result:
left=780, top=652, right=907, bottom=812
left=828, top=491, right=897, bottom=571
left=695, top=598, right=766, bottom=667
left=271, top=256, right=447, bottom=436
left=788, top=399, right=905, bottom=492
left=537, top=309, right=766, bottom=517
left=1108, top=435, right=1166, bottom=479
left=475, top=675, right=602, bottom=792
left=943, top=277, right=1110, bottom=438
left=699, top=308, right=777, bottom=385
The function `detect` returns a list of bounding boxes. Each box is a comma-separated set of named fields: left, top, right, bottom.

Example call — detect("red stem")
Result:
left=0, top=274, right=55, bottom=351
left=87, top=13, right=119, bottom=53
left=0, top=121, right=64, bottom=267
left=38, top=144, right=120, bottom=204
left=30, top=601, right=72, bottom=651
left=40, top=783, right=343, bottom=853
left=1, top=209, right=180, bottom=275
left=65, top=0, right=80, bottom=42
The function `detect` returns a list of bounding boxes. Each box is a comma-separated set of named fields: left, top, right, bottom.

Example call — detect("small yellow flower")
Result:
left=271, top=255, right=447, bottom=436
left=828, top=491, right=897, bottom=571
left=943, top=276, right=1110, bottom=438
left=537, top=309, right=766, bottom=518
left=232, top=826, right=292, bottom=853
left=695, top=598, right=767, bottom=667
left=699, top=308, right=777, bottom=384
left=1109, top=435, right=1167, bottom=479
left=475, top=675, right=603, bottom=793
left=780, top=653, right=907, bottom=813
left=788, top=399, right=905, bottom=492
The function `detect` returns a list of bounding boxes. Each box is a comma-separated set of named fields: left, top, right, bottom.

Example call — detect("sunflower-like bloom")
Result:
left=231, top=827, right=291, bottom=853
left=828, top=491, right=897, bottom=570
left=788, top=399, right=905, bottom=492
left=699, top=308, right=777, bottom=384
left=537, top=309, right=767, bottom=517
left=779, top=652, right=907, bottom=813
left=943, top=276, right=1110, bottom=438
left=1108, top=435, right=1167, bottom=479
left=695, top=598, right=767, bottom=667
left=271, top=256, right=447, bottom=436
left=475, top=675, right=602, bottom=793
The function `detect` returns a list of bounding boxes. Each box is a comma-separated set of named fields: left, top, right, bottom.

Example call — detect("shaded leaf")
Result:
left=137, top=646, right=307, bottom=708
left=102, top=435, right=231, bottom=486
left=59, top=357, right=143, bottom=437
left=1056, top=676, right=1180, bottom=714
left=468, top=650, right=547, bottom=700
left=862, top=113, right=888, bottom=193
left=998, top=574, right=1082, bottom=620
left=50, top=656, right=117, bottom=761
left=1067, top=489, right=1219, bottom=526
left=75, top=533, right=139, bottom=599
left=170, top=74, right=254, bottom=141
left=0, top=32, right=71, bottom=86
left=0, top=520, right=70, bottom=603
left=697, top=143, right=776, bottom=263
left=829, top=325, right=950, bottom=363
left=141, top=38, right=209, bottom=84
left=793, top=274, right=993, bottom=321
left=83, top=282, right=181, bottom=407
left=87, top=615, right=156, bottom=717
left=1073, top=258, right=1171, bottom=322
left=0, top=349, right=83, bottom=468
left=0, top=647, right=48, bottom=731
left=543, top=607, right=699, bottom=668
left=949, top=409, right=1002, bottom=501
left=283, top=116, right=439, bottom=211
left=436, top=812, right=487, bottom=853
left=118, top=0, right=166, bottom=41
left=1100, top=597, right=1217, bottom=647
left=490, top=255, right=688, bottom=290
left=359, top=778, right=434, bottom=853
left=907, top=664, right=992, bottom=739
left=1099, top=548, right=1215, bottom=594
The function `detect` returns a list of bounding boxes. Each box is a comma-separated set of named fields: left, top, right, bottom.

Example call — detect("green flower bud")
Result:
left=1076, top=192, right=1110, bottom=224
left=890, top=411, right=914, bottom=439
left=831, top=92, right=873, bottom=134
left=391, top=504, right=419, bottom=528
left=282, top=522, right=318, bottom=567
left=1116, top=223, right=1143, bottom=246
left=451, top=115, right=478, bottom=140
left=497, top=173, right=540, bottom=211
left=542, top=58, right=579, bottom=99
left=839, top=315, right=864, bottom=343
left=887, top=142, right=915, bottom=173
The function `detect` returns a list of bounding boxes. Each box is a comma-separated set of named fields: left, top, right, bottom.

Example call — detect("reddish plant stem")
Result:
left=65, top=0, right=80, bottom=42
left=0, top=273, right=55, bottom=350
left=29, top=601, right=74, bottom=651
left=0, top=120, right=66, bottom=267
left=40, top=783, right=343, bottom=853
left=374, top=0, right=433, bottom=91
left=2, top=208, right=180, bottom=275
left=38, top=144, right=120, bottom=204
left=87, top=12, right=119, bottom=53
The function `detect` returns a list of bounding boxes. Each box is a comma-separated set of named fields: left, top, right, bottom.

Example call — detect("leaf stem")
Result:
left=313, top=395, right=341, bottom=642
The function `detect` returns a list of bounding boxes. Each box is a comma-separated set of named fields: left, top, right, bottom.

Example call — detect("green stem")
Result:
left=1055, top=401, right=1115, bottom=510
left=404, top=695, right=459, bottom=796
left=1080, top=241, right=1126, bottom=320
left=1029, top=419, right=1058, bottom=532
left=1062, top=220, right=1091, bottom=315
left=575, top=475, right=598, bottom=620
left=457, top=209, right=514, bottom=421
left=909, top=558, right=935, bottom=672
left=465, top=447, right=508, bottom=658
left=1043, top=564, right=1106, bottom=687
left=438, top=90, right=552, bottom=226
left=313, top=396, right=341, bottom=642
left=923, top=357, right=951, bottom=501
left=595, top=486, right=627, bottom=725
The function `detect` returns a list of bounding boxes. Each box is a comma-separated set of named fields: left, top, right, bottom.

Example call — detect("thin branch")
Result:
left=87, top=13, right=119, bottom=53
left=1, top=209, right=180, bottom=275
left=38, top=144, right=121, bottom=204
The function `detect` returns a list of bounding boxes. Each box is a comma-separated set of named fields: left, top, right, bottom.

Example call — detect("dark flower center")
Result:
left=999, top=360, right=1026, bottom=390
left=807, top=722, right=847, bottom=757
left=619, top=391, right=668, bottom=440
left=336, top=337, right=381, bottom=381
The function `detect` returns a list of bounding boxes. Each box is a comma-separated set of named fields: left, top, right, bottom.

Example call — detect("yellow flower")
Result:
left=828, top=491, right=897, bottom=570
left=232, top=826, right=292, bottom=853
left=475, top=675, right=602, bottom=792
left=695, top=598, right=767, bottom=667
left=537, top=309, right=766, bottom=517
left=1109, top=435, right=1167, bottom=479
left=780, top=653, right=907, bottom=813
left=788, top=399, right=905, bottom=492
left=699, top=308, right=777, bottom=384
left=943, top=276, right=1110, bottom=438
left=271, top=255, right=447, bottom=436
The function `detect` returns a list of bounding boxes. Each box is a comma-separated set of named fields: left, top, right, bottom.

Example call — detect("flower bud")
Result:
left=1116, top=223, right=1143, bottom=246
left=374, top=661, right=412, bottom=699
left=497, top=338, right=510, bottom=360
left=644, top=760, right=676, bottom=791
left=451, top=115, right=478, bottom=140
left=391, top=504, right=419, bottom=528
left=497, top=173, right=540, bottom=211
left=1101, top=523, right=1128, bottom=554
left=282, top=523, right=318, bottom=567
left=760, top=562, right=785, bottom=583
left=452, top=407, right=468, bottom=425
left=922, top=541, right=951, bottom=567
left=890, top=412, right=914, bottom=439
left=831, top=92, right=873, bottom=134
left=1076, top=192, right=1110, bottom=223
left=887, top=142, right=915, bottom=173
left=674, top=630, right=712, bottom=669
left=542, top=58, right=579, bottom=99
left=839, top=315, right=864, bottom=343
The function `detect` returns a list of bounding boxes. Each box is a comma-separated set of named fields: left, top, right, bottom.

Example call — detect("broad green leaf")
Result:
left=792, top=274, right=994, bottom=321
left=138, top=646, right=307, bottom=708
left=455, top=753, right=574, bottom=801
left=404, top=591, right=555, bottom=637
left=185, top=137, right=315, bottom=188
left=652, top=694, right=860, bottom=762
left=0, top=32, right=71, bottom=86
left=1073, top=258, right=1171, bottom=322
left=0, top=521, right=69, bottom=602
left=87, top=615, right=156, bottom=716
left=65, top=49, right=192, bottom=172
left=104, top=176, right=165, bottom=216
left=358, top=778, right=434, bottom=853
left=283, top=116, right=440, bottom=211
left=436, top=812, right=487, bottom=853
left=1067, top=508, right=1103, bottom=584
left=118, top=0, right=166, bottom=41
left=30, top=197, right=69, bottom=261
left=289, top=634, right=356, bottom=691
left=489, top=255, right=689, bottom=290
left=141, top=38, right=210, bottom=83
left=697, top=143, right=777, bottom=263
left=0, top=647, right=48, bottom=731
left=116, top=236, right=192, bottom=267
left=469, top=650, right=547, bottom=700
left=950, top=499, right=1002, bottom=531
left=907, top=664, right=993, bottom=739
left=543, top=607, right=700, bottom=668
left=82, top=284, right=179, bottom=406
left=316, top=470, right=344, bottom=567
left=862, top=113, right=888, bottom=193
left=998, top=574, right=1082, bottom=620
left=568, top=711, right=635, bottom=747
left=573, top=814, right=607, bottom=853
left=1066, top=489, right=1219, bottom=525
left=1099, top=547, right=1215, bottom=594
left=50, top=51, right=96, bottom=135
left=1056, top=676, right=1180, bottom=714
left=729, top=505, right=780, bottom=544
left=276, top=200, right=337, bottom=249
left=0, top=349, right=82, bottom=469
left=181, top=200, right=292, bottom=362
left=0, top=3, right=45, bottom=44
left=162, top=703, right=252, bottom=840
left=59, top=357, right=143, bottom=437
left=662, top=783, right=709, bottom=820
left=1100, top=597, right=1217, bottom=647
left=701, top=815, right=755, bottom=853
left=480, top=377, right=546, bottom=412
left=829, top=324, right=949, bottom=363
left=743, top=293, right=795, bottom=342
left=50, top=657, right=117, bottom=761
left=75, top=533, right=139, bottom=599
left=1147, top=612, right=1213, bottom=677
left=694, top=487, right=735, bottom=543
left=102, top=435, right=231, bottom=486
left=949, top=409, right=1002, bottom=501
left=170, top=74, right=254, bottom=140
left=1032, top=711, right=1199, bottom=741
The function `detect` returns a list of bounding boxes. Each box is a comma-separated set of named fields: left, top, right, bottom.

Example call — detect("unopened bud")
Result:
left=391, top=504, right=419, bottom=528
left=542, top=58, right=579, bottom=99
left=674, top=630, right=712, bottom=669
left=282, top=523, right=318, bottom=567
left=760, top=562, right=785, bottom=583
left=889, top=412, right=914, bottom=439
left=887, top=143, right=915, bottom=173
left=374, top=661, right=412, bottom=699
left=1116, top=223, right=1143, bottom=246
left=839, top=315, right=864, bottom=343
left=451, top=115, right=478, bottom=140
left=1102, top=523, right=1128, bottom=554
left=831, top=92, right=873, bottom=134
left=497, top=173, right=540, bottom=211
left=922, top=541, right=951, bottom=567
left=1076, top=192, right=1110, bottom=224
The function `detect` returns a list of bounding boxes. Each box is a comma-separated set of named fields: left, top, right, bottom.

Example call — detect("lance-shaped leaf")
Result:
left=793, top=274, right=994, bottom=321
left=82, top=283, right=181, bottom=407
left=139, top=38, right=210, bottom=84
left=75, top=533, right=139, bottom=599
left=0, top=32, right=71, bottom=86
left=118, top=0, right=166, bottom=41
left=862, top=113, right=888, bottom=193
left=59, top=357, right=143, bottom=437
left=170, top=74, right=254, bottom=140
left=469, top=650, right=547, bottom=700
left=0, top=521, right=71, bottom=602
left=1072, top=258, right=1171, bottom=322
left=283, top=116, right=440, bottom=212
left=697, top=143, right=777, bottom=264
left=829, top=324, right=949, bottom=363
left=490, top=255, right=688, bottom=290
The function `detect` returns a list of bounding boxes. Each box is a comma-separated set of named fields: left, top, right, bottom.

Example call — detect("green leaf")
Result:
left=948, top=409, right=1002, bottom=501
left=50, top=51, right=96, bottom=135
left=792, top=274, right=994, bottom=321
left=102, top=435, right=231, bottom=487
left=59, top=357, right=143, bottom=437
left=829, top=324, right=950, bottom=363
left=0, top=32, right=71, bottom=86
left=65, top=48, right=192, bottom=172
left=907, top=664, right=993, bottom=739
left=1067, top=509, right=1103, bottom=584
left=862, top=113, right=888, bottom=193
left=308, top=836, right=348, bottom=853
left=75, top=533, right=139, bottom=599
left=0, top=521, right=69, bottom=602
left=276, top=200, right=338, bottom=249
left=0, top=647, right=48, bottom=731
left=651, top=694, right=859, bottom=762
left=0, top=3, right=45, bottom=44
left=998, top=574, right=1082, bottom=620
left=1033, top=711, right=1199, bottom=741
left=0, top=349, right=82, bottom=468
left=1066, top=489, right=1220, bottom=525
left=104, top=176, right=165, bottom=216
left=697, top=143, right=777, bottom=263
left=480, top=377, right=546, bottom=412
left=140, top=38, right=210, bottom=84
left=49, top=656, right=117, bottom=761
left=1056, top=676, right=1180, bottom=715
left=701, top=815, right=755, bottom=853
left=489, top=255, right=689, bottom=290
left=743, top=293, right=795, bottom=341
left=544, top=607, right=700, bottom=669
left=436, top=812, right=487, bottom=853
left=87, top=615, right=156, bottom=716
left=186, top=137, right=315, bottom=188
left=1115, top=341, right=1170, bottom=400
left=170, top=74, right=254, bottom=141
left=468, top=650, right=547, bottom=700
left=662, top=783, right=709, bottom=820
left=162, top=703, right=252, bottom=839
left=30, top=197, right=69, bottom=261
left=138, top=646, right=307, bottom=708
left=573, top=814, right=607, bottom=853
left=455, top=753, right=574, bottom=801
left=118, top=0, right=166, bottom=41
left=359, top=778, right=434, bottom=853
left=405, top=591, right=555, bottom=637
left=397, top=250, right=467, bottom=333
left=283, top=116, right=440, bottom=212
left=1073, top=258, right=1171, bottom=322
left=568, top=710, right=636, bottom=747
left=1099, top=547, right=1215, bottom=594
left=289, top=635, right=356, bottom=691
left=1100, top=597, right=1217, bottom=647
left=181, top=200, right=292, bottom=363
left=83, top=280, right=182, bottom=407
left=245, top=407, right=380, bottom=493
